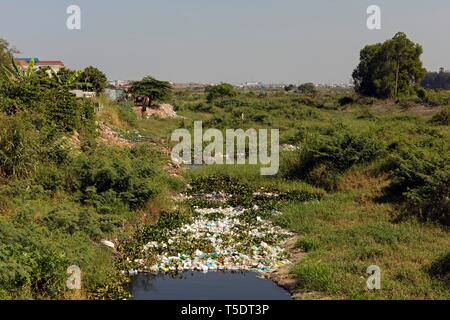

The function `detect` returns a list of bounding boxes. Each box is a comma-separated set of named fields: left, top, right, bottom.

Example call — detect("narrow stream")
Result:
left=130, top=271, right=292, bottom=300
left=126, top=185, right=295, bottom=300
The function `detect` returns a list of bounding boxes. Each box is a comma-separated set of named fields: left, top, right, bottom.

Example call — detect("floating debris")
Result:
left=132, top=193, right=293, bottom=275
left=101, top=239, right=116, bottom=250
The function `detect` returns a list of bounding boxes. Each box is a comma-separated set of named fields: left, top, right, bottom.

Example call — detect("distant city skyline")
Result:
left=1, top=0, right=449, bottom=83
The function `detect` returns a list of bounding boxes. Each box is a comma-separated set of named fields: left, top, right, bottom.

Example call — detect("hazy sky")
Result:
left=0, top=0, right=449, bottom=83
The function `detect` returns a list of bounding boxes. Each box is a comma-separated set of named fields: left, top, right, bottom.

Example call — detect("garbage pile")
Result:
left=134, top=199, right=293, bottom=275
left=145, top=104, right=179, bottom=119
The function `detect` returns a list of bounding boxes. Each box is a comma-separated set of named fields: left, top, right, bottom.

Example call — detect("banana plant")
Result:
left=65, top=69, right=82, bottom=86
left=1, top=54, right=35, bottom=82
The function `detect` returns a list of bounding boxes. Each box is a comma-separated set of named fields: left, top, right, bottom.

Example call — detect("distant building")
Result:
left=104, top=88, right=125, bottom=101
left=172, top=82, right=217, bottom=92
left=239, top=82, right=262, bottom=88
left=15, top=58, right=65, bottom=73
left=35, top=60, right=65, bottom=73
left=69, top=90, right=96, bottom=98
left=108, top=80, right=133, bottom=89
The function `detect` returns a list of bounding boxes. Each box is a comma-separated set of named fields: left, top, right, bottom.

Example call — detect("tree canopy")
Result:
left=352, top=32, right=426, bottom=99
left=0, top=38, right=16, bottom=70
left=421, top=68, right=450, bottom=90
left=78, top=66, right=108, bottom=94
left=297, top=83, right=317, bottom=95
left=205, top=83, right=236, bottom=103
left=129, top=76, right=172, bottom=103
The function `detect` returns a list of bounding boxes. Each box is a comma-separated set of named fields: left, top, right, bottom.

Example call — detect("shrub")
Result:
left=356, top=107, right=375, bottom=120
left=0, top=114, right=38, bottom=178
left=402, top=168, right=449, bottom=226
left=0, top=218, right=70, bottom=298
left=284, top=130, right=385, bottom=189
left=429, top=252, right=450, bottom=288
left=338, top=96, right=355, bottom=106
left=297, top=83, right=317, bottom=95
left=0, top=76, right=96, bottom=134
left=430, top=107, right=450, bottom=126
left=73, top=145, right=163, bottom=211
left=44, top=206, right=81, bottom=234
left=205, top=83, right=236, bottom=103
left=385, top=144, right=449, bottom=225
left=419, top=89, right=450, bottom=107
left=219, top=99, right=245, bottom=109
left=250, top=113, right=268, bottom=123
left=189, top=103, right=213, bottom=113
left=35, top=164, right=67, bottom=193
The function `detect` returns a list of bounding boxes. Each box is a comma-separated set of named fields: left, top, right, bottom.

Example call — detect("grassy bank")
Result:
left=162, top=89, right=448, bottom=299
left=1, top=80, right=449, bottom=299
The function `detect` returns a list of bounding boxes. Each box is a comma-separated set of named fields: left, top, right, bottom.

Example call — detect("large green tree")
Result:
left=78, top=66, right=108, bottom=94
left=297, top=82, right=317, bottom=95
left=129, top=76, right=172, bottom=105
left=353, top=32, right=426, bottom=99
left=205, top=83, right=236, bottom=103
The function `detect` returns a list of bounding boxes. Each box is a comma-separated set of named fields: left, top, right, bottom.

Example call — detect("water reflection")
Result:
left=130, top=271, right=292, bottom=300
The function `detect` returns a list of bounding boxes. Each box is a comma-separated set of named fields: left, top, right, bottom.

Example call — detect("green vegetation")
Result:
left=431, top=107, right=450, bottom=125
left=297, top=83, right=317, bottom=95
left=77, top=66, right=108, bottom=94
left=283, top=129, right=385, bottom=190
left=422, top=68, right=450, bottom=90
left=129, top=76, right=172, bottom=105
left=205, top=83, right=236, bottom=103
left=0, top=32, right=449, bottom=300
left=0, top=39, right=15, bottom=70
left=164, top=84, right=449, bottom=299
left=0, top=58, right=179, bottom=299
left=353, top=32, right=426, bottom=99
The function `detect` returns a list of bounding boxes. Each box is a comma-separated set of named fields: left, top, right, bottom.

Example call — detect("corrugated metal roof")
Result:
left=36, top=61, right=64, bottom=66
left=16, top=58, right=40, bottom=62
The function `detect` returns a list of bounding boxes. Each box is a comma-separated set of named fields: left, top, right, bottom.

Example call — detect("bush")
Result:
left=188, top=103, right=213, bottom=113
left=429, top=252, right=450, bottom=288
left=205, top=83, right=236, bottom=103
left=402, top=168, right=449, bottom=226
left=0, top=218, right=69, bottom=298
left=338, top=96, right=355, bottom=106
left=0, top=211, right=124, bottom=299
left=219, top=99, right=246, bottom=109
left=0, top=114, right=38, bottom=178
left=284, top=130, right=385, bottom=189
left=73, top=145, right=164, bottom=211
left=297, top=83, right=317, bottom=95
left=43, top=205, right=102, bottom=237
left=385, top=144, right=449, bottom=225
left=0, top=76, right=96, bottom=134
left=419, top=89, right=450, bottom=107
left=35, top=164, right=67, bottom=193
left=430, top=107, right=450, bottom=126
